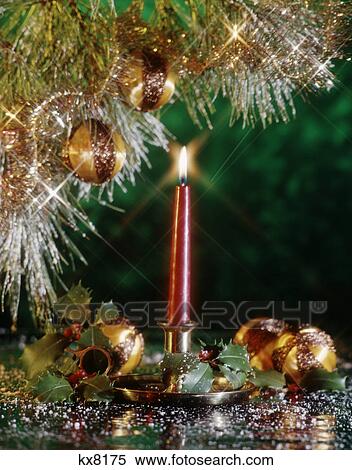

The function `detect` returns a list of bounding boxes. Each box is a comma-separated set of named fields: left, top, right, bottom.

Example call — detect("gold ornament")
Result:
left=121, top=49, right=177, bottom=111
left=272, top=326, right=337, bottom=384
left=234, top=317, right=288, bottom=370
left=72, top=319, right=144, bottom=377
left=64, top=119, right=126, bottom=184
left=100, top=319, right=144, bottom=376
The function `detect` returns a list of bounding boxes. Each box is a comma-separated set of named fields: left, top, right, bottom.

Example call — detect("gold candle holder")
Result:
left=159, top=321, right=197, bottom=391
left=159, top=321, right=196, bottom=354
left=113, top=320, right=255, bottom=406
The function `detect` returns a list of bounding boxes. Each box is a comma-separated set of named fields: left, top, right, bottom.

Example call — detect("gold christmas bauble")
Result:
left=272, top=326, right=337, bottom=384
left=121, top=49, right=177, bottom=111
left=64, top=119, right=126, bottom=184
left=100, top=319, right=144, bottom=376
left=234, top=317, right=288, bottom=370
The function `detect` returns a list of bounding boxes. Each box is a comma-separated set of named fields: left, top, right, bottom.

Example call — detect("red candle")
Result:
left=168, top=147, right=191, bottom=326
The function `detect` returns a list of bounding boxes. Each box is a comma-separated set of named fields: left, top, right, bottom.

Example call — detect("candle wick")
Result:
left=179, top=174, right=187, bottom=186
left=179, top=146, right=188, bottom=186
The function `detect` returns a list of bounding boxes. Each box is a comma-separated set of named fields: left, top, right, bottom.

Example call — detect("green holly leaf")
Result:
left=31, top=373, right=73, bottom=402
left=181, top=362, right=214, bottom=393
left=57, top=282, right=92, bottom=305
left=57, top=283, right=92, bottom=324
left=21, top=334, right=71, bottom=380
left=300, top=369, right=347, bottom=392
left=216, top=339, right=225, bottom=349
left=160, top=352, right=199, bottom=387
left=218, top=343, right=251, bottom=373
left=78, top=326, right=111, bottom=348
left=78, top=374, right=113, bottom=401
left=160, top=352, right=198, bottom=375
left=250, top=369, right=286, bottom=389
left=54, top=354, right=79, bottom=376
left=219, top=366, right=247, bottom=390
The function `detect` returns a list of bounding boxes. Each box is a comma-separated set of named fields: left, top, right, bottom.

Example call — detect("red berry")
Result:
left=76, top=369, right=87, bottom=379
left=67, top=373, right=79, bottom=385
left=198, top=345, right=221, bottom=363
left=72, top=324, right=82, bottom=340
left=63, top=327, right=73, bottom=338
left=288, top=383, right=301, bottom=393
left=67, top=369, right=90, bottom=386
left=63, top=323, right=82, bottom=340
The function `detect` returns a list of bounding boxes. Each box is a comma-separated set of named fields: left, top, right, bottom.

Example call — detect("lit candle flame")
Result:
left=179, top=146, right=188, bottom=185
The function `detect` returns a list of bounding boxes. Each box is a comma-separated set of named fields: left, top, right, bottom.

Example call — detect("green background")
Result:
left=60, top=60, right=352, bottom=339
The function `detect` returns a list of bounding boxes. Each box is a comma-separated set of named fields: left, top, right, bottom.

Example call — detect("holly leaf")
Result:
left=250, top=369, right=286, bottom=389
left=57, top=283, right=92, bottom=324
left=31, top=373, right=73, bottom=402
left=78, top=374, right=114, bottom=401
left=218, top=343, right=251, bottom=373
left=21, top=334, right=71, bottom=380
left=78, top=326, right=111, bottom=348
left=57, top=282, right=92, bottom=305
left=217, top=339, right=225, bottom=349
left=160, top=352, right=199, bottom=387
left=219, top=366, right=247, bottom=390
left=54, top=355, right=79, bottom=376
left=300, top=369, right=347, bottom=392
left=181, top=362, right=214, bottom=393
left=160, top=352, right=198, bottom=375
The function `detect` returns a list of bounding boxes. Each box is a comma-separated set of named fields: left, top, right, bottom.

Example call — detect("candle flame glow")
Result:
left=179, top=146, right=188, bottom=185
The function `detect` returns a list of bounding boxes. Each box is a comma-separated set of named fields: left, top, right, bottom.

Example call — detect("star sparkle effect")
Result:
left=168, top=0, right=351, bottom=126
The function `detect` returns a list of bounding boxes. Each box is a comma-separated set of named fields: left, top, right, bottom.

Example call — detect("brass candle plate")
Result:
left=113, top=375, right=256, bottom=407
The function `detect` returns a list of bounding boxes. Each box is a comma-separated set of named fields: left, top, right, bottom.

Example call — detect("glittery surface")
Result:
left=296, top=329, right=336, bottom=372
left=236, top=318, right=288, bottom=356
left=67, top=120, right=117, bottom=184
left=0, top=349, right=351, bottom=450
left=141, top=50, right=168, bottom=111
left=89, top=120, right=115, bottom=184
left=272, top=328, right=336, bottom=373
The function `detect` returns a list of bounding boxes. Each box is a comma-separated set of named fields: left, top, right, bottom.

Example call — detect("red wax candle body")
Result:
left=168, top=184, right=191, bottom=326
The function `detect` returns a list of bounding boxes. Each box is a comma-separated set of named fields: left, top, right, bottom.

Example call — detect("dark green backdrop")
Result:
left=60, top=62, right=352, bottom=337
